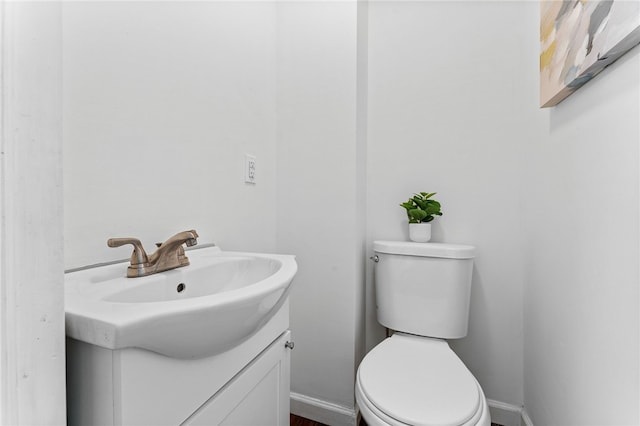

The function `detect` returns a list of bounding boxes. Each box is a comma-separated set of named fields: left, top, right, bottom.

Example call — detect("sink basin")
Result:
left=65, top=246, right=297, bottom=359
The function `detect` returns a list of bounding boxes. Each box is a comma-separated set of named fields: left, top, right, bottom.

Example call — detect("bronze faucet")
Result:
left=107, top=230, right=199, bottom=278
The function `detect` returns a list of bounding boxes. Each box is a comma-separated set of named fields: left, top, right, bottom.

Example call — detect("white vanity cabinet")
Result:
left=66, top=300, right=292, bottom=426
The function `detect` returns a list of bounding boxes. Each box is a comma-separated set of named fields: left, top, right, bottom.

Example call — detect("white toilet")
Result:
left=356, top=241, right=490, bottom=426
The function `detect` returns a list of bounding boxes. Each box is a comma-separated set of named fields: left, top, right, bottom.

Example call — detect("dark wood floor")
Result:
left=290, top=414, right=330, bottom=426
left=290, top=413, right=503, bottom=426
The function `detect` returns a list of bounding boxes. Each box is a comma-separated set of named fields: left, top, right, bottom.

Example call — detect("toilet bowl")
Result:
left=357, top=241, right=490, bottom=426
left=356, top=334, right=490, bottom=426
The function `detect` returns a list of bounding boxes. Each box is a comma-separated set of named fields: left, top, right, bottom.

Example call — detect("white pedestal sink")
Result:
left=65, top=246, right=297, bottom=425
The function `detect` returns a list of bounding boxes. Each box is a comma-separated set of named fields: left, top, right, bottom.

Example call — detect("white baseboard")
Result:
left=290, top=393, right=533, bottom=426
left=488, top=399, right=522, bottom=426
left=488, top=399, right=534, bottom=426
left=521, top=408, right=534, bottom=426
left=290, top=392, right=358, bottom=426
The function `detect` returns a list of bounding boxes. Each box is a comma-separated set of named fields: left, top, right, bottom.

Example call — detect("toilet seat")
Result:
left=356, top=334, right=488, bottom=426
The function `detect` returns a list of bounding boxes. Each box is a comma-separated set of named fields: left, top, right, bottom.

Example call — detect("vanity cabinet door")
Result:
left=183, top=330, right=292, bottom=426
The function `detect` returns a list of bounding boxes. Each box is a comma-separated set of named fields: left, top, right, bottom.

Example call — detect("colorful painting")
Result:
left=540, top=0, right=640, bottom=107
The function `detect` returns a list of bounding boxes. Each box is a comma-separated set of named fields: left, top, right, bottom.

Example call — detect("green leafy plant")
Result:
left=400, top=192, right=443, bottom=223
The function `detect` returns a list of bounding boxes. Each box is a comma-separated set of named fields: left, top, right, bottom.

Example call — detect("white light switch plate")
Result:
left=245, top=154, right=256, bottom=184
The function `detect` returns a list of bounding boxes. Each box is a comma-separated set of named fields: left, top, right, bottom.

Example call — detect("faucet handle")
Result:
left=107, top=237, right=150, bottom=266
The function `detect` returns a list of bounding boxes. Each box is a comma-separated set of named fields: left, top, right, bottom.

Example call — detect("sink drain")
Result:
left=176, top=283, right=186, bottom=293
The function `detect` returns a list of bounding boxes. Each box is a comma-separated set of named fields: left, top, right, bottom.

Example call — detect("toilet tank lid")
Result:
left=374, top=241, right=475, bottom=259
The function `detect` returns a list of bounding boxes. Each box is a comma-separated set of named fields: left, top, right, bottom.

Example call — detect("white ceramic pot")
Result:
left=409, top=223, right=431, bottom=243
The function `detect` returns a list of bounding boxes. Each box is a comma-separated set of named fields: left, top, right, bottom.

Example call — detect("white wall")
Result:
left=276, top=2, right=365, bottom=423
left=366, top=1, right=529, bottom=407
left=523, top=7, right=640, bottom=425
left=63, top=1, right=279, bottom=269
left=0, top=1, right=66, bottom=423
left=61, top=2, right=640, bottom=425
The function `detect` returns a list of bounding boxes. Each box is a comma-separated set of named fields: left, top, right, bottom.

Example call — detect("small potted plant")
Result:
left=400, top=192, right=443, bottom=242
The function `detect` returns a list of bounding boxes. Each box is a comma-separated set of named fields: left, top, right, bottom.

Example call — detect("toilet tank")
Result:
left=373, top=241, right=475, bottom=339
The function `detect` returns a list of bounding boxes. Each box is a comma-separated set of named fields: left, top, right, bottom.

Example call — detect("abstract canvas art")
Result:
left=540, top=0, right=640, bottom=107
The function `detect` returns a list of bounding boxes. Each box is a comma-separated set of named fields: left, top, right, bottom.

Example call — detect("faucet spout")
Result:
left=161, top=230, right=199, bottom=249
left=149, top=229, right=199, bottom=271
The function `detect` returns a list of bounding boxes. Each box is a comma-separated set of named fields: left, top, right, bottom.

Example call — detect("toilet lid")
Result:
left=358, top=334, right=481, bottom=426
